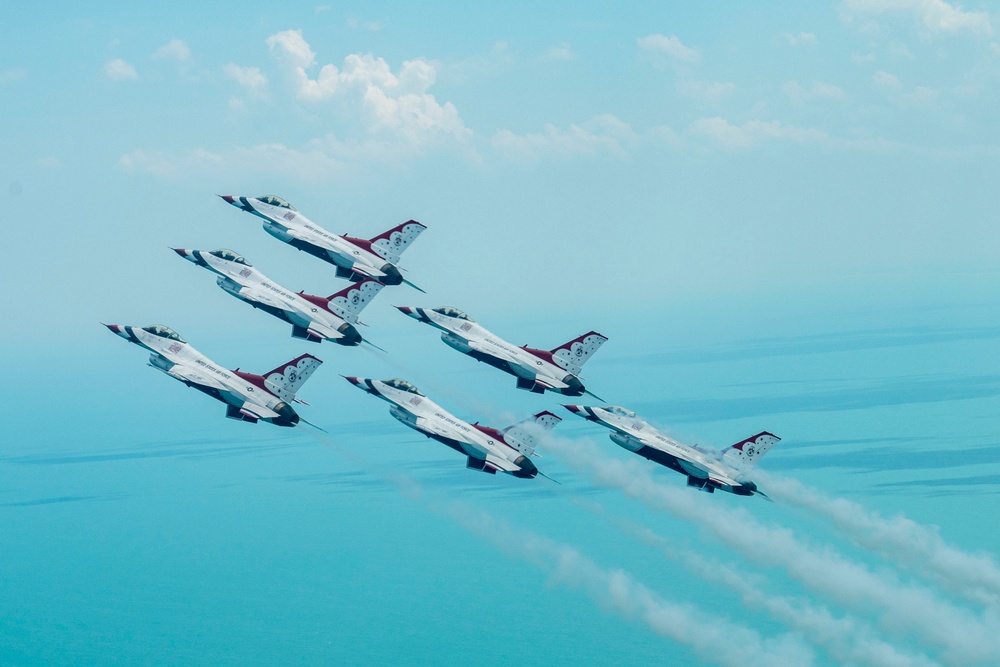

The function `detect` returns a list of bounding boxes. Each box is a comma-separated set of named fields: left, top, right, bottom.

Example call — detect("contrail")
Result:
left=541, top=434, right=1000, bottom=666
left=573, top=498, right=940, bottom=667
left=295, top=426, right=817, bottom=667
left=757, top=472, right=1000, bottom=608
left=445, top=503, right=818, bottom=667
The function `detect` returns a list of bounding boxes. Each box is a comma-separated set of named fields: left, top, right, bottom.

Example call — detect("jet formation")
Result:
left=106, top=193, right=781, bottom=494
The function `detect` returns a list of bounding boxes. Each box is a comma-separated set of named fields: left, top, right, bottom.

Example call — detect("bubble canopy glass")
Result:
left=383, top=378, right=424, bottom=395
left=209, top=249, right=250, bottom=265
left=431, top=307, right=472, bottom=321
left=257, top=195, right=296, bottom=210
left=142, top=325, right=185, bottom=342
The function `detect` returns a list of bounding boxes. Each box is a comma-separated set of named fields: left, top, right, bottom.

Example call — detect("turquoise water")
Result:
left=3, top=292, right=999, bottom=666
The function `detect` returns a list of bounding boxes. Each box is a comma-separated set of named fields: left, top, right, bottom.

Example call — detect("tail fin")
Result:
left=369, top=220, right=426, bottom=265
left=262, top=353, right=323, bottom=402
left=721, top=432, right=780, bottom=469
left=502, top=411, right=561, bottom=457
left=550, top=331, right=608, bottom=376
left=324, top=279, right=384, bottom=323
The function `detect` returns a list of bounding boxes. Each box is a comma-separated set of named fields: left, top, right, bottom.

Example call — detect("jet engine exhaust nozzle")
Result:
left=560, top=375, right=586, bottom=397
left=336, top=323, right=363, bottom=346
left=271, top=401, right=300, bottom=427
left=512, top=455, right=539, bottom=479
left=379, top=264, right=403, bottom=286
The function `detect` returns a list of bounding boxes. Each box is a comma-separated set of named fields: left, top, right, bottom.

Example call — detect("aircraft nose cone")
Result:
left=342, top=375, right=364, bottom=388
left=172, top=248, right=195, bottom=261
left=218, top=195, right=235, bottom=204
left=562, top=404, right=584, bottom=416
left=103, top=323, right=128, bottom=338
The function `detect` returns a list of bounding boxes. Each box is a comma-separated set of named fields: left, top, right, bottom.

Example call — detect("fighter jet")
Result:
left=173, top=247, right=384, bottom=346
left=344, top=376, right=560, bottom=478
left=218, top=194, right=426, bottom=291
left=104, top=323, right=321, bottom=427
left=396, top=306, right=607, bottom=398
left=563, top=404, right=778, bottom=497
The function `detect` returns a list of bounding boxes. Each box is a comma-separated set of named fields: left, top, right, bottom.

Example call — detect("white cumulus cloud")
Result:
left=541, top=43, right=577, bottom=62
left=784, top=31, right=819, bottom=46
left=224, top=63, right=268, bottom=91
left=266, top=29, right=469, bottom=148
left=688, top=117, right=829, bottom=149
left=105, top=58, right=138, bottom=81
left=637, top=34, right=700, bottom=63
left=152, top=39, right=190, bottom=61
left=783, top=80, right=848, bottom=103
left=492, top=115, right=637, bottom=161
left=675, top=79, right=736, bottom=103
left=841, top=0, right=993, bottom=37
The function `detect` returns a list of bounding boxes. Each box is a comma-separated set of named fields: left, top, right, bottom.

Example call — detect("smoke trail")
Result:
left=295, top=427, right=818, bottom=667
left=757, top=473, right=1000, bottom=608
left=541, top=434, right=1000, bottom=666
left=445, top=503, right=817, bottom=667
left=573, top=498, right=940, bottom=667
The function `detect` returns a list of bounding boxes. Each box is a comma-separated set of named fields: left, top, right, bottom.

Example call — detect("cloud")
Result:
left=675, top=79, right=736, bottom=103
left=223, top=63, right=267, bottom=91
left=841, top=0, right=993, bottom=37
left=872, top=70, right=941, bottom=105
left=104, top=58, right=138, bottom=81
left=541, top=434, right=1000, bottom=664
left=266, top=29, right=469, bottom=147
left=347, top=17, right=383, bottom=31
left=784, top=32, right=819, bottom=46
left=687, top=117, right=829, bottom=149
left=637, top=34, right=700, bottom=63
left=0, top=67, right=27, bottom=84
left=541, top=42, right=577, bottom=62
left=152, top=38, right=190, bottom=61
left=783, top=80, right=848, bottom=103
left=492, top=114, right=637, bottom=161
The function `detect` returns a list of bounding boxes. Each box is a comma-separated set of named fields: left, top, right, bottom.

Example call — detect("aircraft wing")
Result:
left=411, top=413, right=470, bottom=443
left=165, top=362, right=229, bottom=392
left=236, top=283, right=290, bottom=312
left=346, top=262, right=387, bottom=280
left=465, top=337, right=521, bottom=366
left=237, top=401, right=281, bottom=421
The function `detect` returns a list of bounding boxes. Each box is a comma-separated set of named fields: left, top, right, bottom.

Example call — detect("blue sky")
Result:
left=3, top=2, right=1000, bottom=666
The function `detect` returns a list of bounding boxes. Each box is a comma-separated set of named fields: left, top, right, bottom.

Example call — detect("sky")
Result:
left=2, top=1, right=1000, bottom=666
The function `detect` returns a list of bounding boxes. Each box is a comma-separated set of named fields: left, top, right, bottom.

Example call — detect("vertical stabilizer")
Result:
left=502, top=411, right=562, bottom=457
left=721, top=432, right=780, bottom=468
left=550, top=332, right=608, bottom=376
left=368, top=220, right=426, bottom=265
left=262, top=354, right=323, bottom=402
left=324, top=279, right=384, bottom=323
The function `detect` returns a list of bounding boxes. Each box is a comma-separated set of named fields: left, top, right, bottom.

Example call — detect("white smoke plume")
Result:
left=446, top=503, right=817, bottom=667
left=541, top=435, right=1000, bottom=665
left=758, top=473, right=1000, bottom=608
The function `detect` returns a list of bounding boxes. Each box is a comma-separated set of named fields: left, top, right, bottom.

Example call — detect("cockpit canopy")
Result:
left=606, top=406, right=637, bottom=418
left=142, top=325, right=185, bottom=342
left=431, top=307, right=472, bottom=321
left=383, top=378, right=424, bottom=395
left=209, top=249, right=251, bottom=265
left=256, top=195, right=296, bottom=211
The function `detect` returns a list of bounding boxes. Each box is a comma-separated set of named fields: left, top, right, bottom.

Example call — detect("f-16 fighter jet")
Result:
left=173, top=247, right=383, bottom=346
left=396, top=306, right=607, bottom=398
left=218, top=194, right=426, bottom=291
left=104, top=323, right=321, bottom=427
left=344, top=376, right=559, bottom=478
left=563, top=404, right=778, bottom=497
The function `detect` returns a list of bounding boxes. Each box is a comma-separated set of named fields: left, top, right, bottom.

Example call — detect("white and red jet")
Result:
left=173, top=247, right=384, bottom=346
left=219, top=194, right=426, bottom=291
left=344, top=376, right=560, bottom=478
left=396, top=306, right=607, bottom=398
left=104, top=323, right=321, bottom=427
left=564, top=404, right=779, bottom=497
